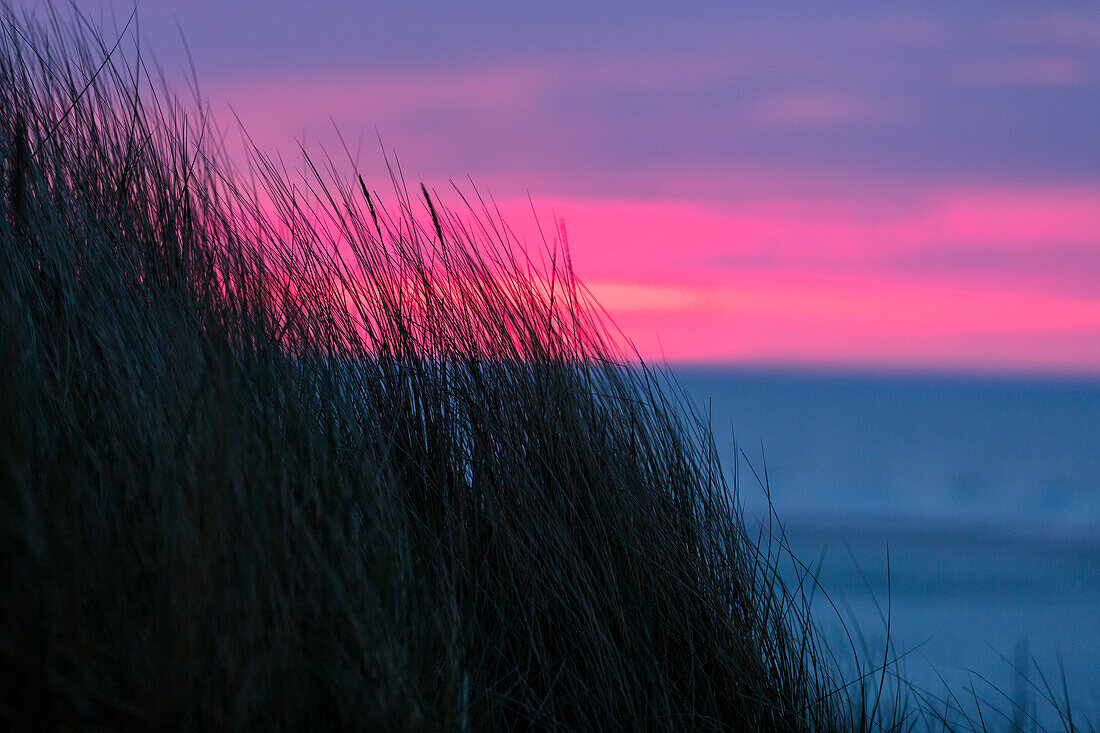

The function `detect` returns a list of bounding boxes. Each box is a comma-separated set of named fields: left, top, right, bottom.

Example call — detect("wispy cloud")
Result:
left=994, top=11, right=1100, bottom=47
left=486, top=186, right=1100, bottom=369
left=747, top=90, right=903, bottom=127
left=955, top=54, right=1089, bottom=87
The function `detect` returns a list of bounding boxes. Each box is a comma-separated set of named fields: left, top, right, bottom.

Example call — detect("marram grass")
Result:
left=0, top=4, right=1088, bottom=731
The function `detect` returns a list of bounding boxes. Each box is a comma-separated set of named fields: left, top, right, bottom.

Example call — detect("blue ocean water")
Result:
left=674, top=368, right=1100, bottom=724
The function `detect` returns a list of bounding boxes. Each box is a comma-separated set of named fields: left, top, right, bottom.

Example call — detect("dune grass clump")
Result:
left=0, top=7, right=854, bottom=729
left=10, top=5, right=1088, bottom=731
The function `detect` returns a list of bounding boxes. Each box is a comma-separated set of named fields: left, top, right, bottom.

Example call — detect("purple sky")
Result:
left=22, top=0, right=1100, bottom=372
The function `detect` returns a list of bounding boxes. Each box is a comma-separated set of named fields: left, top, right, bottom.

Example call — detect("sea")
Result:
left=674, top=367, right=1099, bottom=726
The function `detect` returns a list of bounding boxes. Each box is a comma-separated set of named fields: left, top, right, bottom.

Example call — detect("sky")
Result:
left=21, top=1, right=1100, bottom=373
